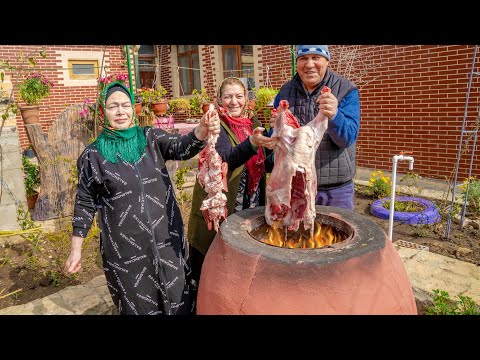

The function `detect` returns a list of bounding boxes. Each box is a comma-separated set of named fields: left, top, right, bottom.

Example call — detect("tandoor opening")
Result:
left=249, top=213, right=354, bottom=249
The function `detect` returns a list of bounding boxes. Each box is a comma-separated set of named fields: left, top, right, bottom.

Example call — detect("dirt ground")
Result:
left=0, top=226, right=103, bottom=311
left=1, top=185, right=478, bottom=312
left=353, top=189, right=480, bottom=266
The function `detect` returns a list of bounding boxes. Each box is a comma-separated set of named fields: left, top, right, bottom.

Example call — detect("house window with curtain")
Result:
left=177, top=45, right=200, bottom=96
left=138, top=45, right=156, bottom=89
left=222, top=45, right=255, bottom=90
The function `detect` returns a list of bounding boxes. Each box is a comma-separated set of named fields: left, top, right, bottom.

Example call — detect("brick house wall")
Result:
left=0, top=45, right=130, bottom=150
left=6, top=45, right=476, bottom=181
left=210, top=44, right=479, bottom=181
left=157, top=45, right=172, bottom=98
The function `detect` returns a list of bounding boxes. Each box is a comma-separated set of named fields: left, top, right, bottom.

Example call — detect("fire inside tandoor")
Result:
left=250, top=220, right=348, bottom=249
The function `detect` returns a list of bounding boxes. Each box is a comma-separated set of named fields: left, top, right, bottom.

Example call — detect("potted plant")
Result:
left=168, top=97, right=191, bottom=115
left=22, top=155, right=40, bottom=209
left=17, top=72, right=54, bottom=124
left=252, top=86, right=278, bottom=117
left=139, top=86, right=168, bottom=116
left=248, top=90, right=257, bottom=112
left=134, top=93, right=143, bottom=115
left=190, top=88, right=212, bottom=114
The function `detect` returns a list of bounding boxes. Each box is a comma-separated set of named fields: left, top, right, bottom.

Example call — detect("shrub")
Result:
left=367, top=170, right=391, bottom=199
left=460, top=176, right=480, bottom=216
left=426, top=289, right=480, bottom=315
left=22, top=155, right=40, bottom=197
left=17, top=72, right=53, bottom=106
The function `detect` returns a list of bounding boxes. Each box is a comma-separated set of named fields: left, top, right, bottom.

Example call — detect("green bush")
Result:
left=22, top=155, right=40, bottom=197
left=426, top=289, right=480, bottom=315
left=367, top=170, right=391, bottom=199
left=18, top=72, right=53, bottom=106
left=461, top=177, right=480, bottom=216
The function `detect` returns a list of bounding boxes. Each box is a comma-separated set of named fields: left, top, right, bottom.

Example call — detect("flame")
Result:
left=260, top=221, right=345, bottom=249
left=267, top=225, right=284, bottom=247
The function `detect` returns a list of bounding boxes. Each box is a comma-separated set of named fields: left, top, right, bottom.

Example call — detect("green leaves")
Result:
left=426, top=289, right=480, bottom=315
left=22, top=155, right=40, bottom=197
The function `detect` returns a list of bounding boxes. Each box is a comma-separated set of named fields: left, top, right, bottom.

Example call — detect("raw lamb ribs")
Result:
left=197, top=105, right=229, bottom=232
left=265, top=87, right=330, bottom=237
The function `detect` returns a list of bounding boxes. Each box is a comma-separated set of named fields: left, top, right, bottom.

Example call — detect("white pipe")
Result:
left=388, top=154, right=414, bottom=241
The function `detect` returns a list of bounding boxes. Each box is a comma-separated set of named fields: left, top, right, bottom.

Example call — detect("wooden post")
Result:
left=25, top=105, right=96, bottom=221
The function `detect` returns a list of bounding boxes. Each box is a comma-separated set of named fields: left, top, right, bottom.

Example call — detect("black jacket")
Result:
left=72, top=126, right=205, bottom=315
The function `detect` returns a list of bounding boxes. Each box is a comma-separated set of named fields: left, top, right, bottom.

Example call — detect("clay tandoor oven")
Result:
left=197, top=206, right=417, bottom=315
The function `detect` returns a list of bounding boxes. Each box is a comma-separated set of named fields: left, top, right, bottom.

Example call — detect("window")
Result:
left=177, top=45, right=200, bottom=96
left=138, top=45, right=156, bottom=89
left=223, top=45, right=241, bottom=78
left=68, top=60, right=99, bottom=79
left=222, top=45, right=255, bottom=91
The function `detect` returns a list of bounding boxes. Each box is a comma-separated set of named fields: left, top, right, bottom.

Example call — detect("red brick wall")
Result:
left=200, top=45, right=216, bottom=102
left=258, top=45, right=293, bottom=89
left=158, top=45, right=172, bottom=98
left=0, top=45, right=127, bottom=150
left=343, top=45, right=480, bottom=181
left=257, top=45, right=479, bottom=181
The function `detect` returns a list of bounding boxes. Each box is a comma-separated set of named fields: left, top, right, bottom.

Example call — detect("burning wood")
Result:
left=251, top=220, right=347, bottom=249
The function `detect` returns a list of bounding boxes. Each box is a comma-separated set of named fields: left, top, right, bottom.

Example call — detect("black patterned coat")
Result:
left=72, top=126, right=205, bottom=315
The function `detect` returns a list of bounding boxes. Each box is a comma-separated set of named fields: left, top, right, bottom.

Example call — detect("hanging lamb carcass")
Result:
left=197, top=105, right=229, bottom=232
left=265, top=87, right=330, bottom=238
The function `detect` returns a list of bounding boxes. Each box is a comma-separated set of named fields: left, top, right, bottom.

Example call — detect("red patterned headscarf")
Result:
left=218, top=106, right=265, bottom=195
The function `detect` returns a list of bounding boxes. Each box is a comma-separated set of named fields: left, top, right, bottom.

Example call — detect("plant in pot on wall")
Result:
left=17, top=72, right=54, bottom=125
left=252, top=86, right=278, bottom=118
left=134, top=93, right=143, bottom=116
left=22, top=155, right=40, bottom=210
left=168, top=97, right=191, bottom=116
left=190, top=88, right=211, bottom=115
left=139, top=86, right=168, bottom=116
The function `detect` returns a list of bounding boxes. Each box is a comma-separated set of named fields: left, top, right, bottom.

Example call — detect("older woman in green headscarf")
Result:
left=65, top=81, right=220, bottom=315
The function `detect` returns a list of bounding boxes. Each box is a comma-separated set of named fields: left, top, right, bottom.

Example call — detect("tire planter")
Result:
left=370, top=196, right=440, bottom=225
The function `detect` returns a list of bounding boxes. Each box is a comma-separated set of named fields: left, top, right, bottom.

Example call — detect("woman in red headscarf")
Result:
left=188, top=77, right=277, bottom=286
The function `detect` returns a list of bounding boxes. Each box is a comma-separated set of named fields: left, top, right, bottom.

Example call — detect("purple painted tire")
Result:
left=370, top=196, right=441, bottom=225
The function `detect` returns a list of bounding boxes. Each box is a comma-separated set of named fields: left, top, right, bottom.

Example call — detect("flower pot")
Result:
left=134, top=103, right=142, bottom=115
left=23, top=149, right=36, bottom=158
left=248, top=99, right=256, bottom=110
left=152, top=101, right=168, bottom=116
left=27, top=193, right=38, bottom=210
left=138, top=114, right=155, bottom=127
left=20, top=105, right=40, bottom=125
left=202, top=103, right=212, bottom=114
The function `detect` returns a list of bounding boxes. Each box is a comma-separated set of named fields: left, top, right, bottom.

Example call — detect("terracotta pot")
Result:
left=197, top=206, right=418, bottom=315
left=152, top=101, right=168, bottom=116
left=134, top=103, right=142, bottom=115
left=202, top=103, right=212, bottom=114
left=27, top=194, right=38, bottom=210
left=20, top=106, right=40, bottom=125
left=248, top=99, right=256, bottom=110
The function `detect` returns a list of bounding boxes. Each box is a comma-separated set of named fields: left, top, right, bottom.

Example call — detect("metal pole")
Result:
left=291, top=45, right=296, bottom=77
left=388, top=157, right=398, bottom=241
left=125, top=45, right=134, bottom=98
left=446, top=45, right=478, bottom=239
left=460, top=129, right=478, bottom=230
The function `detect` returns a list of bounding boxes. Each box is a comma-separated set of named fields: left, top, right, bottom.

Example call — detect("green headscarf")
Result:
left=94, top=81, right=147, bottom=164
